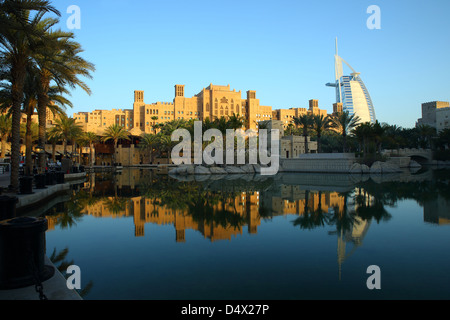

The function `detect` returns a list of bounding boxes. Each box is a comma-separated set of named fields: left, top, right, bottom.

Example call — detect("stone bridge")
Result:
left=383, top=148, right=433, bottom=163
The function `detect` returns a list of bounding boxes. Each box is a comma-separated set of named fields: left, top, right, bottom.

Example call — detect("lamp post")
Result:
left=35, top=145, right=46, bottom=174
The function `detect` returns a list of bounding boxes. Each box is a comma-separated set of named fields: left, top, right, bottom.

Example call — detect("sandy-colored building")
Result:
left=267, top=120, right=318, bottom=158
left=417, top=101, right=450, bottom=132
left=74, top=109, right=134, bottom=135
left=74, top=84, right=330, bottom=135
left=273, top=99, right=328, bottom=129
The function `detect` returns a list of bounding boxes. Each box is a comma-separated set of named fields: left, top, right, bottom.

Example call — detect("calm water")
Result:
left=43, top=168, right=450, bottom=300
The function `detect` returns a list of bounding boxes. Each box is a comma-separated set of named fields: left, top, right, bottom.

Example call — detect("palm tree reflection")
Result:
left=49, top=247, right=94, bottom=298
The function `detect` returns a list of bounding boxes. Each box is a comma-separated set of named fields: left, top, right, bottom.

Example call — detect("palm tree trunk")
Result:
left=10, top=58, right=27, bottom=191
left=25, top=108, right=33, bottom=176
left=52, top=142, right=56, bottom=162
left=63, top=139, right=67, bottom=156
left=37, top=74, right=50, bottom=172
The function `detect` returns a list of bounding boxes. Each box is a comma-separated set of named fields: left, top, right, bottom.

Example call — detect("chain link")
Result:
left=26, top=240, right=49, bottom=301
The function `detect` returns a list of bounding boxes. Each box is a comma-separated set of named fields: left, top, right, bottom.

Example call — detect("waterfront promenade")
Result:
left=0, top=172, right=84, bottom=300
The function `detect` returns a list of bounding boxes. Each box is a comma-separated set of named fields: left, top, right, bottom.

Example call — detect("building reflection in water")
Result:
left=44, top=168, right=450, bottom=281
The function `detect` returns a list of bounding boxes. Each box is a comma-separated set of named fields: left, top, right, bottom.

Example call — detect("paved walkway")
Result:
left=0, top=172, right=84, bottom=300
left=0, top=257, right=82, bottom=300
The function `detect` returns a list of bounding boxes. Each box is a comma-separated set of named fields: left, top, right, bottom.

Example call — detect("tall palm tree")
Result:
left=0, top=114, right=11, bottom=157
left=157, top=134, right=176, bottom=164
left=23, top=65, right=68, bottom=174
left=352, top=122, right=374, bottom=158
left=213, top=116, right=230, bottom=134
left=312, top=114, right=331, bottom=153
left=416, top=124, right=436, bottom=149
left=285, top=123, right=294, bottom=136
left=293, top=114, right=314, bottom=154
left=82, top=132, right=98, bottom=166
left=34, top=21, right=94, bottom=171
left=383, top=124, right=404, bottom=150
left=227, top=113, right=245, bottom=130
left=102, top=124, right=130, bottom=166
left=372, top=121, right=386, bottom=155
left=151, top=116, right=158, bottom=133
left=329, top=111, right=361, bottom=153
left=0, top=0, right=60, bottom=190
left=53, top=114, right=82, bottom=157
left=46, top=125, right=61, bottom=162
left=139, top=133, right=158, bottom=164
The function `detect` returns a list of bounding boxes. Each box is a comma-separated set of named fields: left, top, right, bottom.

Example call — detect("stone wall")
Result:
left=281, top=153, right=356, bottom=173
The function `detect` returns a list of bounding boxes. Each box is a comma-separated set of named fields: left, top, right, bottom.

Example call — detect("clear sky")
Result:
left=52, top=0, right=450, bottom=129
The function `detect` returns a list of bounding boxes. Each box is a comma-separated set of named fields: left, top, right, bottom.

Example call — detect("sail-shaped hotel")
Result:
left=326, top=39, right=376, bottom=124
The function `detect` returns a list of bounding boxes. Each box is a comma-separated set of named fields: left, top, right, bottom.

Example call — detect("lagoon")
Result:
left=43, top=168, right=450, bottom=300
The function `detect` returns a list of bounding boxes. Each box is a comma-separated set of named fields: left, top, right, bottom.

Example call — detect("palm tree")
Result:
left=139, top=133, right=158, bottom=164
left=227, top=113, right=245, bottom=130
left=352, top=122, right=373, bottom=159
left=46, top=125, right=61, bottom=162
left=34, top=21, right=94, bottom=171
left=416, top=124, right=436, bottom=149
left=53, top=114, right=82, bottom=157
left=157, top=134, right=176, bottom=164
left=372, top=121, right=386, bottom=155
left=82, top=132, right=98, bottom=166
left=257, top=120, right=270, bottom=130
left=437, top=128, right=450, bottom=150
left=329, top=111, right=361, bottom=153
left=285, top=123, right=294, bottom=136
left=293, top=114, right=314, bottom=154
left=102, top=124, right=130, bottom=166
left=0, top=0, right=60, bottom=190
left=213, top=116, right=230, bottom=134
left=0, top=114, right=11, bottom=157
left=22, top=66, right=69, bottom=174
left=352, top=123, right=366, bottom=155
left=312, top=114, right=331, bottom=153
left=151, top=116, right=158, bottom=133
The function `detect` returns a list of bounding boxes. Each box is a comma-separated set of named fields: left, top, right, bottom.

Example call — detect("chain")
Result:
left=26, top=242, right=49, bottom=301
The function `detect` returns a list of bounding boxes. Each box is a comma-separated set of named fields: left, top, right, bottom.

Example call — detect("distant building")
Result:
left=74, top=109, right=134, bottom=135
left=74, top=84, right=329, bottom=135
left=326, top=39, right=376, bottom=124
left=273, top=99, right=328, bottom=129
left=267, top=120, right=318, bottom=159
left=417, top=101, right=450, bottom=132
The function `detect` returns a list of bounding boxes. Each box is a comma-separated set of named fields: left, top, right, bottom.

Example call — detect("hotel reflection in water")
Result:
left=44, top=169, right=450, bottom=282
left=47, top=183, right=350, bottom=242
left=45, top=170, right=450, bottom=240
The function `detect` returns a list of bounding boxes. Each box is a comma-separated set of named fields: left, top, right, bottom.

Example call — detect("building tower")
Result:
left=175, top=84, right=185, bottom=97
left=326, top=38, right=376, bottom=124
left=133, top=90, right=145, bottom=130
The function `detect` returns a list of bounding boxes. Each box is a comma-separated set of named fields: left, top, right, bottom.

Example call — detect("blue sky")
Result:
left=52, top=0, right=450, bottom=128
